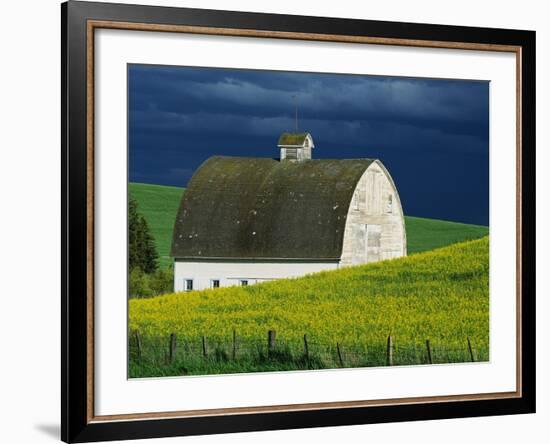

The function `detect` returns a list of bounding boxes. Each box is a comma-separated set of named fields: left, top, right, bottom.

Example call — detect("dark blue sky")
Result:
left=128, top=64, right=489, bottom=225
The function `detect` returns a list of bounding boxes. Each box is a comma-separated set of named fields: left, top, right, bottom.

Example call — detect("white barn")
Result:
left=171, top=133, right=406, bottom=292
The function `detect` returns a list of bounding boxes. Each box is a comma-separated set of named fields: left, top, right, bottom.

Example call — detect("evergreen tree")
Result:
left=129, top=196, right=158, bottom=274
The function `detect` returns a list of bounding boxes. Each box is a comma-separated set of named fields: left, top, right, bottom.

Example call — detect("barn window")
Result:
left=185, top=279, right=193, bottom=291
left=386, top=194, right=393, bottom=214
left=211, top=279, right=220, bottom=288
left=240, top=280, right=248, bottom=286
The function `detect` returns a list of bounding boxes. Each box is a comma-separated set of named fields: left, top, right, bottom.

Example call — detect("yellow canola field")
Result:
left=129, top=237, right=489, bottom=353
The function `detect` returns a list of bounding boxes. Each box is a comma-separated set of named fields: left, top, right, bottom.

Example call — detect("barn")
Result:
left=171, top=133, right=406, bottom=292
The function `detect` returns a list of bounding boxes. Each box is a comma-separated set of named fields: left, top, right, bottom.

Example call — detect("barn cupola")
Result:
left=278, top=132, right=314, bottom=162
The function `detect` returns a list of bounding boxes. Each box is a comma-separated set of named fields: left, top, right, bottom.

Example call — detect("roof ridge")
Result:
left=209, top=155, right=376, bottom=162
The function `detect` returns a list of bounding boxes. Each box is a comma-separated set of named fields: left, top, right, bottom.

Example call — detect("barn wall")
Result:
left=174, top=259, right=339, bottom=292
left=340, top=161, right=406, bottom=266
left=279, top=146, right=311, bottom=161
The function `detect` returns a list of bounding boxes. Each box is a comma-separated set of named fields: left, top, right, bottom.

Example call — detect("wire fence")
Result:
left=129, top=330, right=487, bottom=373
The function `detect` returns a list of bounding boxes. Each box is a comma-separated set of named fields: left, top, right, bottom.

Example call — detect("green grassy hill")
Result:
left=129, top=182, right=488, bottom=267
left=405, top=216, right=488, bottom=254
left=129, top=236, right=489, bottom=377
left=129, top=183, right=185, bottom=268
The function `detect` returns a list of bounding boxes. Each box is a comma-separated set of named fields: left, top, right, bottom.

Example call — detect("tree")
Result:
left=129, top=267, right=152, bottom=298
left=149, top=267, right=174, bottom=295
left=129, top=196, right=158, bottom=274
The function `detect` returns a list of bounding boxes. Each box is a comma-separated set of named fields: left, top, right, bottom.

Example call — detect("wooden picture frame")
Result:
left=62, top=1, right=536, bottom=442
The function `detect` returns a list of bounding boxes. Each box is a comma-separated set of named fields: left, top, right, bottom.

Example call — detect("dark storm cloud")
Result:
left=129, top=64, right=489, bottom=225
left=130, top=66, right=487, bottom=135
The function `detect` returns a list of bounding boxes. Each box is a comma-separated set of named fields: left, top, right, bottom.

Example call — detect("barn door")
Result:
left=366, top=224, right=381, bottom=263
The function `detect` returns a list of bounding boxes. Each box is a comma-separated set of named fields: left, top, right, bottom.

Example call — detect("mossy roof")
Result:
left=171, top=156, right=375, bottom=259
left=277, top=132, right=310, bottom=146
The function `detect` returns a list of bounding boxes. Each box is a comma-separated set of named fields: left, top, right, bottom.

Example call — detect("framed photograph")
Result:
left=61, top=1, right=535, bottom=442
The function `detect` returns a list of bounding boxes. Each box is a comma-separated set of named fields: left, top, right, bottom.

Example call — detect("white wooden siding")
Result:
left=174, top=260, right=340, bottom=291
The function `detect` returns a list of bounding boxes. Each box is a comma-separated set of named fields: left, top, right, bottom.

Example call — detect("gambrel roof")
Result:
left=171, top=156, right=375, bottom=259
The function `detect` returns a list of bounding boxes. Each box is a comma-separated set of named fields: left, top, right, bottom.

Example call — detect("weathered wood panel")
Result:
left=340, top=161, right=406, bottom=266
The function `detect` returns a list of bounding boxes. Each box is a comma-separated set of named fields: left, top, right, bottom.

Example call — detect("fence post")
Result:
left=232, top=329, right=237, bottom=360
left=467, top=337, right=475, bottom=362
left=134, top=331, right=142, bottom=360
left=336, top=342, right=344, bottom=367
left=169, top=333, right=177, bottom=364
left=303, top=334, right=309, bottom=360
left=386, top=335, right=393, bottom=366
left=202, top=335, right=207, bottom=357
left=426, top=339, right=433, bottom=364
left=268, top=330, right=276, bottom=356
